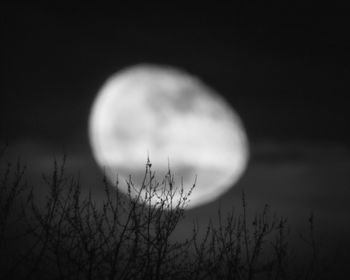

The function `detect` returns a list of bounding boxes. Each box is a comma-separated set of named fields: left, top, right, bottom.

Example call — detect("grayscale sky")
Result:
left=1, top=5, right=350, bottom=275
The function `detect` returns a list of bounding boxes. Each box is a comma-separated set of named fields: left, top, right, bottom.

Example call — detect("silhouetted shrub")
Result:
left=0, top=152, right=327, bottom=280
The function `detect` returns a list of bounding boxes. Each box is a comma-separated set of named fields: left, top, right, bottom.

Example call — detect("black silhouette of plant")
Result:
left=0, top=151, right=328, bottom=280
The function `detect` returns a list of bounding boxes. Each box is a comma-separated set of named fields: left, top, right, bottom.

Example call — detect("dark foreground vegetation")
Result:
left=0, top=150, right=333, bottom=279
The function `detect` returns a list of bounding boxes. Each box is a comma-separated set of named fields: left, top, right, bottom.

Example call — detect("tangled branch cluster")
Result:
left=0, top=153, right=326, bottom=280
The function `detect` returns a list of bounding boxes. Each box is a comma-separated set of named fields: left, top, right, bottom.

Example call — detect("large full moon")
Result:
left=89, top=64, right=249, bottom=208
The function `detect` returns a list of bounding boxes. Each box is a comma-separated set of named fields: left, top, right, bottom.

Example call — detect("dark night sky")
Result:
left=1, top=5, right=350, bottom=276
left=2, top=6, right=350, bottom=146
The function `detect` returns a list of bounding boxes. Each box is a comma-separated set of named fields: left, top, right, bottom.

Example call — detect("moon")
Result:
left=89, top=64, right=249, bottom=208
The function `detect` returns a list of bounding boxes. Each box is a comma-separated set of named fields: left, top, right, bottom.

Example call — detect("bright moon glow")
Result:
left=89, top=64, right=249, bottom=208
